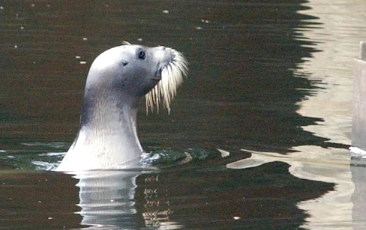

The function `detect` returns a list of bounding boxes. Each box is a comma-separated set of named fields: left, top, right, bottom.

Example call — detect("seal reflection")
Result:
left=72, top=170, right=180, bottom=229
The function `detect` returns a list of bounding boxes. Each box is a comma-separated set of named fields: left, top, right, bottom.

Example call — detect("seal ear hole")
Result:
left=138, top=51, right=146, bottom=60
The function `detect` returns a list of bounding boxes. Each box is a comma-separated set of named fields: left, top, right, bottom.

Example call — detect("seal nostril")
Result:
left=138, top=51, right=146, bottom=60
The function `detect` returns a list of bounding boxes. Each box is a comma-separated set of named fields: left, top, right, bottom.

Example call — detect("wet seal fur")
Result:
left=56, top=44, right=188, bottom=171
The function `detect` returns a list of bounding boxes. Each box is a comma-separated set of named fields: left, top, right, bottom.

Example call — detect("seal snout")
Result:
left=145, top=46, right=188, bottom=113
left=151, top=47, right=174, bottom=80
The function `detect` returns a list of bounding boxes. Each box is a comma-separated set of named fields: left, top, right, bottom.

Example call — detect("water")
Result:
left=0, top=0, right=365, bottom=229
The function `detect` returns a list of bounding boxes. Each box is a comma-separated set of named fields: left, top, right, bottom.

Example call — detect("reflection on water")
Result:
left=295, top=0, right=366, bottom=228
left=229, top=147, right=353, bottom=229
left=226, top=0, right=366, bottom=229
left=0, top=164, right=333, bottom=230
left=75, top=171, right=142, bottom=229
left=0, top=0, right=366, bottom=229
left=73, top=166, right=334, bottom=229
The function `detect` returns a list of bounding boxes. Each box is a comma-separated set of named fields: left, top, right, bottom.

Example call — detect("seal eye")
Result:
left=138, top=51, right=146, bottom=60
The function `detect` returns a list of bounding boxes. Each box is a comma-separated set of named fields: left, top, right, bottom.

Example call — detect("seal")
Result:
left=56, top=43, right=188, bottom=171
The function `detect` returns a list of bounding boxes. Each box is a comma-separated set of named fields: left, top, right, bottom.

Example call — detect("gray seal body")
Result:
left=57, top=44, right=188, bottom=171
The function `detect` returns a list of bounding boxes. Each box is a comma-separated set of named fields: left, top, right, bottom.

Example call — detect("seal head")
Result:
left=56, top=44, right=188, bottom=171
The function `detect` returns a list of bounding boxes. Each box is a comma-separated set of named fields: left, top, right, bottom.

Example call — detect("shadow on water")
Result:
left=0, top=0, right=354, bottom=229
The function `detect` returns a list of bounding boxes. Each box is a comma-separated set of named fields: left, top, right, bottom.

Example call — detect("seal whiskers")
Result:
left=145, top=48, right=188, bottom=113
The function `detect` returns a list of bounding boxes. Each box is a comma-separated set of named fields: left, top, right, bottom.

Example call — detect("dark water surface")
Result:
left=0, top=0, right=365, bottom=229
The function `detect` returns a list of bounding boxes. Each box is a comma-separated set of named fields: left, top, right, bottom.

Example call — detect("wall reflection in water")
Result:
left=227, top=0, right=366, bottom=229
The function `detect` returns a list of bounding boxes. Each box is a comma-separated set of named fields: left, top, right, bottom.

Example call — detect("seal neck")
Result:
left=82, top=88, right=143, bottom=148
left=59, top=90, right=144, bottom=170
